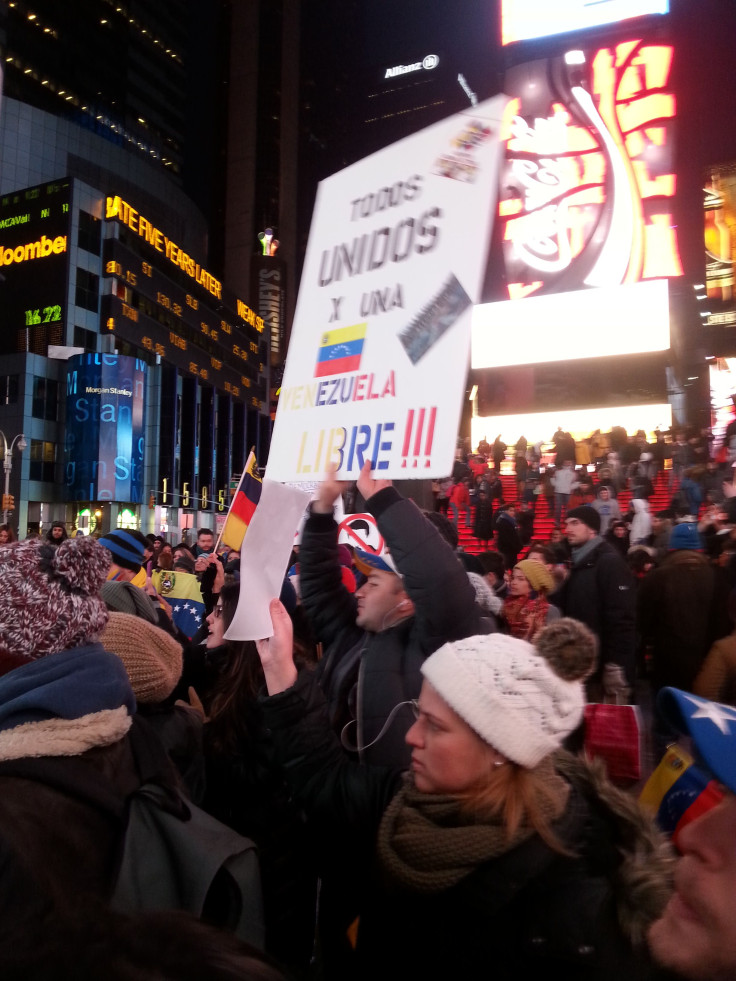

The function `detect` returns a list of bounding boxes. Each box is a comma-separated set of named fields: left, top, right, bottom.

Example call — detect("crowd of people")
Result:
left=0, top=422, right=735, bottom=979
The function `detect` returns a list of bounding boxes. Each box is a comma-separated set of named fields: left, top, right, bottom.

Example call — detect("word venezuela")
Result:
left=105, top=196, right=222, bottom=300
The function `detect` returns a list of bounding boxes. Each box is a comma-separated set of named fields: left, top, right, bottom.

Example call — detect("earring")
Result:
left=493, top=760, right=505, bottom=769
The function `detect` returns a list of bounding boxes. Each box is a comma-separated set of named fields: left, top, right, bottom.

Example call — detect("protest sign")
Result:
left=266, top=95, right=509, bottom=483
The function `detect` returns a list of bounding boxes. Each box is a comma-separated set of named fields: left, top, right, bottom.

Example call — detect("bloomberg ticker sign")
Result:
left=383, top=54, right=439, bottom=80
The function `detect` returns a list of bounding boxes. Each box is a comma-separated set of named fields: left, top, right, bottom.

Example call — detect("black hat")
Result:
left=565, top=505, right=601, bottom=534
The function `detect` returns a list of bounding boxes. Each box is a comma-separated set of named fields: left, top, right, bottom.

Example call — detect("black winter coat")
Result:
left=299, top=487, right=484, bottom=768
left=551, top=539, right=637, bottom=690
left=261, top=672, right=670, bottom=981
left=637, top=549, right=732, bottom=692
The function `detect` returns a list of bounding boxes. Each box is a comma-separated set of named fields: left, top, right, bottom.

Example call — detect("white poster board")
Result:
left=266, top=95, right=509, bottom=483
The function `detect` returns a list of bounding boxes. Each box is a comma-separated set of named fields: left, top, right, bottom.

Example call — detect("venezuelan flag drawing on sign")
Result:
left=219, top=449, right=263, bottom=551
left=315, top=322, right=367, bottom=377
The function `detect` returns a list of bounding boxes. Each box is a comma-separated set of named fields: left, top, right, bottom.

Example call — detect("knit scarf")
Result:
left=502, top=594, right=550, bottom=642
left=571, top=535, right=602, bottom=565
left=376, top=758, right=569, bottom=894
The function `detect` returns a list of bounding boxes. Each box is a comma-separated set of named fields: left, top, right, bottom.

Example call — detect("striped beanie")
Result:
left=99, top=530, right=146, bottom=573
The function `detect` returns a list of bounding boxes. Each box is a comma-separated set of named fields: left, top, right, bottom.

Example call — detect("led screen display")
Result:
left=472, top=280, right=669, bottom=368
left=703, top=163, right=736, bottom=327
left=501, top=0, right=669, bottom=46
left=0, top=179, right=71, bottom=355
left=64, top=353, right=146, bottom=504
left=472, top=38, right=679, bottom=370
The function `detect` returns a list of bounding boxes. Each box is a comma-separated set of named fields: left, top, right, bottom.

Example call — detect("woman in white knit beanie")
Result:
left=255, top=602, right=673, bottom=980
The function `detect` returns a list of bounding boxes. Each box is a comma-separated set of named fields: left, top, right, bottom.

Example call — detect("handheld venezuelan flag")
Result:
left=218, top=449, right=263, bottom=552
left=151, top=568, right=205, bottom=641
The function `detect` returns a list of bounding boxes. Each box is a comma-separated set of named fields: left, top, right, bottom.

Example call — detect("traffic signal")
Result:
left=2, top=494, right=14, bottom=511
left=149, top=492, right=155, bottom=510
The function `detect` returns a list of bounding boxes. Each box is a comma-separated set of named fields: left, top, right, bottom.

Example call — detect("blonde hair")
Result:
left=457, top=751, right=570, bottom=854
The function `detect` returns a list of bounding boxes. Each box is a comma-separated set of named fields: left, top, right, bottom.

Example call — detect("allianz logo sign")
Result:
left=384, top=54, right=439, bottom=78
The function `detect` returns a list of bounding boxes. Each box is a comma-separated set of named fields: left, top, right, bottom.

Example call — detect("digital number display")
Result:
left=0, top=179, right=71, bottom=355
left=103, top=238, right=268, bottom=407
left=25, top=305, right=62, bottom=325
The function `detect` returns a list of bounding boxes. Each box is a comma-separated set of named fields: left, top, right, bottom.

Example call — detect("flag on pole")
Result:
left=218, top=449, right=263, bottom=552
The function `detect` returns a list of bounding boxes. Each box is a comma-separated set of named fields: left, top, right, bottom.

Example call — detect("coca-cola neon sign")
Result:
left=497, top=40, right=681, bottom=301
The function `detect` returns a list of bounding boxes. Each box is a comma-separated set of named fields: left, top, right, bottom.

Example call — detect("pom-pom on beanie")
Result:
left=421, top=618, right=597, bottom=767
left=0, top=537, right=111, bottom=675
left=101, top=611, right=183, bottom=703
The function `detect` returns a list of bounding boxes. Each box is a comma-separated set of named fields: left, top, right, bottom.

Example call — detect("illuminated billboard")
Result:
left=103, top=195, right=269, bottom=408
left=501, top=0, right=669, bottom=46
left=703, top=164, right=736, bottom=325
left=0, top=179, right=70, bottom=355
left=64, top=353, right=146, bottom=503
left=473, top=38, right=680, bottom=370
left=472, top=280, right=669, bottom=368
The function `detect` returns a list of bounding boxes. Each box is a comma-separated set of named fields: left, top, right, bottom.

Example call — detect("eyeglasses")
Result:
left=213, top=605, right=224, bottom=619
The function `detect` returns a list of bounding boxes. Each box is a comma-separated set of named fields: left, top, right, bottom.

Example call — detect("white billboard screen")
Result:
left=471, top=279, right=670, bottom=369
left=501, top=0, right=670, bottom=46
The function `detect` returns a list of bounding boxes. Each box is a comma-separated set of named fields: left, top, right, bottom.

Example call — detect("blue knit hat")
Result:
left=668, top=522, right=703, bottom=551
left=99, top=530, right=146, bottom=572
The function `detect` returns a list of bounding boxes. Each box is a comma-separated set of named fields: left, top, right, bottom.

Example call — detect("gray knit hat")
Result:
left=100, top=580, right=159, bottom=624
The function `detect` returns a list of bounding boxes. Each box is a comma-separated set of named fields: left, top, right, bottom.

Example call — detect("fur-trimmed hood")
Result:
left=555, top=750, right=675, bottom=946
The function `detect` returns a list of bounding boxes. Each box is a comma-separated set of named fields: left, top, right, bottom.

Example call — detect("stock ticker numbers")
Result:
left=0, top=179, right=71, bottom=356
left=102, top=239, right=267, bottom=408
left=24, top=304, right=62, bottom=326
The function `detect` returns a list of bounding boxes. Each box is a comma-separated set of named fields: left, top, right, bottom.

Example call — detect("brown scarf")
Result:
left=376, top=758, right=569, bottom=894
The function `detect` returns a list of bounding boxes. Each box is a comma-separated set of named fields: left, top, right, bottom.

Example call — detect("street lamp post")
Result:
left=1, top=431, right=27, bottom=526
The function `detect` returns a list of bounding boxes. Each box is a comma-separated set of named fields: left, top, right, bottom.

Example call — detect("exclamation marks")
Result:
left=401, top=407, right=437, bottom=468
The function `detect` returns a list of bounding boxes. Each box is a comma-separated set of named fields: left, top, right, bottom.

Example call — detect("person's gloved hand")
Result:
left=602, top=662, right=630, bottom=703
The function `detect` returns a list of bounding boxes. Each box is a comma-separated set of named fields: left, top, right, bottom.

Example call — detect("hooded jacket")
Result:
left=0, top=644, right=139, bottom=927
left=592, top=490, right=622, bottom=537
left=629, top=498, right=652, bottom=545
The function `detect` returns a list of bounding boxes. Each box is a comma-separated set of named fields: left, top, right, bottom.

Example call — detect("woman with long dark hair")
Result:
left=199, top=581, right=318, bottom=978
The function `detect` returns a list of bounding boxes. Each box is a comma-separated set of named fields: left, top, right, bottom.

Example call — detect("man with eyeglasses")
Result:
left=299, top=460, right=485, bottom=770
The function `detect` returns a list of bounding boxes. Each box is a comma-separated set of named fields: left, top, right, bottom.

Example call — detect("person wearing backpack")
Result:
left=0, top=537, right=265, bottom=962
left=0, top=537, right=141, bottom=936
